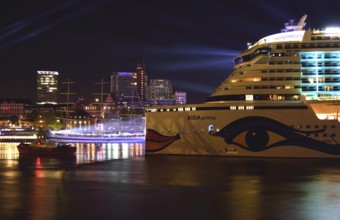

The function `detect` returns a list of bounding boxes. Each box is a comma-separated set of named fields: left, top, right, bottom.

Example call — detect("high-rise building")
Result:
left=175, top=91, right=187, bottom=104
left=148, top=79, right=174, bottom=105
left=36, top=71, right=59, bottom=105
left=110, top=72, right=137, bottom=104
left=135, top=64, right=148, bottom=101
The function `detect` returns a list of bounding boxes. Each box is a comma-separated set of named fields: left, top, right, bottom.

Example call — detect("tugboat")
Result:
left=17, top=141, right=76, bottom=157
left=17, top=129, right=76, bottom=157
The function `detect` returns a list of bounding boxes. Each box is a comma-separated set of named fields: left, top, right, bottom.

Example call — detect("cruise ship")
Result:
left=145, top=15, right=340, bottom=158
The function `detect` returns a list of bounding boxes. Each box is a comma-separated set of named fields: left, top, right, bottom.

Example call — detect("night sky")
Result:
left=1, top=0, right=340, bottom=103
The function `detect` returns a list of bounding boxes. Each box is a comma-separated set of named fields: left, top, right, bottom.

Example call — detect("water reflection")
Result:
left=1, top=144, right=340, bottom=219
left=0, top=141, right=145, bottom=165
left=0, top=142, right=19, bottom=159
left=74, top=142, right=144, bottom=163
left=144, top=156, right=340, bottom=219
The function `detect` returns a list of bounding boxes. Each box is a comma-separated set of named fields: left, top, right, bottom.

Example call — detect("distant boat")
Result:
left=49, top=132, right=145, bottom=143
left=49, top=117, right=146, bottom=142
left=17, top=140, right=76, bottom=157
left=0, top=130, right=37, bottom=142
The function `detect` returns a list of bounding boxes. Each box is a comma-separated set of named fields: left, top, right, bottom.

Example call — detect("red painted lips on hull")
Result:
left=145, top=129, right=180, bottom=152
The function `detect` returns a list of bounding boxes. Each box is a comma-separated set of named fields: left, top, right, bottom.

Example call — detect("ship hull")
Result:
left=17, top=143, right=76, bottom=157
left=145, top=102, right=340, bottom=158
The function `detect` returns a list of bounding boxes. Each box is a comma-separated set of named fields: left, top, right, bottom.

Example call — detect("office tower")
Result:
left=135, top=64, right=148, bottom=101
left=110, top=72, right=137, bottom=104
left=148, top=79, right=174, bottom=105
left=175, top=91, right=187, bottom=104
left=36, top=71, right=59, bottom=105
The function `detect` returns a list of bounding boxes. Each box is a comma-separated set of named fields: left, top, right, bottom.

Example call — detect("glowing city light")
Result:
left=324, top=27, right=340, bottom=34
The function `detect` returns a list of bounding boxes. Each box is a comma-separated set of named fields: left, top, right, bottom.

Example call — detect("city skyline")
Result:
left=42, top=66, right=184, bottom=105
left=1, top=0, right=340, bottom=103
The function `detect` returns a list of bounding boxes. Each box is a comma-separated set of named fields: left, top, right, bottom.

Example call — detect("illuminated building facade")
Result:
left=84, top=94, right=117, bottom=118
left=135, top=64, right=148, bottom=101
left=110, top=64, right=148, bottom=105
left=300, top=52, right=340, bottom=100
left=36, top=71, right=59, bottom=105
left=110, top=72, right=137, bottom=104
left=0, top=99, right=30, bottom=121
left=175, top=91, right=187, bottom=104
left=0, top=99, right=34, bottom=127
left=65, top=110, right=95, bottom=131
left=148, top=79, right=174, bottom=105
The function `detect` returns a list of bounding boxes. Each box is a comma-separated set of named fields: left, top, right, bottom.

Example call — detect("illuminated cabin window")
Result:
left=230, top=106, right=237, bottom=110
left=246, top=95, right=253, bottom=101
left=299, top=51, right=340, bottom=100
left=241, top=77, right=259, bottom=82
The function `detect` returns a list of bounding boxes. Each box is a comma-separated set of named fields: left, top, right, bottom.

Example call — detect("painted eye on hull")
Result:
left=215, top=116, right=316, bottom=152
left=231, top=127, right=286, bottom=151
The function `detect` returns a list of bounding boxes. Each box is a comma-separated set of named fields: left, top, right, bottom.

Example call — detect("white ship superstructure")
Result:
left=145, top=15, right=340, bottom=158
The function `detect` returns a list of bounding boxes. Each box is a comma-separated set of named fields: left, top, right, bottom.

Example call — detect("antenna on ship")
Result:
left=296, top=14, right=307, bottom=30
left=281, top=14, right=307, bottom=32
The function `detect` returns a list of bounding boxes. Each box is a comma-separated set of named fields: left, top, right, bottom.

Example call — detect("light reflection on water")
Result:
left=74, top=142, right=144, bottom=164
left=0, top=142, right=18, bottom=160
left=0, top=141, right=145, bottom=165
left=1, top=142, right=340, bottom=219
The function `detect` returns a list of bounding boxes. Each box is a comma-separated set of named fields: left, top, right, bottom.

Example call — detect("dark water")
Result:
left=1, top=142, right=340, bottom=220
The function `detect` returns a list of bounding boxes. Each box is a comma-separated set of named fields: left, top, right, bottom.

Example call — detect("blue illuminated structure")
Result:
left=50, top=118, right=145, bottom=143
left=300, top=51, right=340, bottom=100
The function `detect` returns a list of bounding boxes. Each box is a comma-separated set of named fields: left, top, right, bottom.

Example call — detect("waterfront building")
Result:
left=0, top=99, right=33, bottom=127
left=36, top=71, right=59, bottom=105
left=64, top=110, right=95, bottom=131
left=148, top=79, right=175, bottom=105
left=85, top=94, right=117, bottom=118
left=102, top=93, right=117, bottom=116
